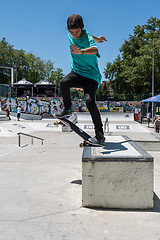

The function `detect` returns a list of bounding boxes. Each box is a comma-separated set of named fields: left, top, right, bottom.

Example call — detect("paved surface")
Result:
left=0, top=112, right=160, bottom=240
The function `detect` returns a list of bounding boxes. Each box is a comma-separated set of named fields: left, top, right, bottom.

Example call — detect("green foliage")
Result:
left=104, top=17, right=160, bottom=98
left=51, top=68, right=65, bottom=87
left=96, top=82, right=109, bottom=101
left=70, top=88, right=84, bottom=100
left=69, top=82, right=109, bottom=101
left=0, top=37, right=64, bottom=86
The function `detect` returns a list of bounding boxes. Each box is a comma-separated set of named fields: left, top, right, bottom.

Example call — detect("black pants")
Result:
left=60, top=71, right=103, bottom=133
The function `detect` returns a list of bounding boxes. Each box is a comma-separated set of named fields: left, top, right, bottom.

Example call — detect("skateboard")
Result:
left=53, top=115, right=105, bottom=148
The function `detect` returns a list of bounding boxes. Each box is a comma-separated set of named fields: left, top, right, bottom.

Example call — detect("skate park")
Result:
left=0, top=111, right=160, bottom=240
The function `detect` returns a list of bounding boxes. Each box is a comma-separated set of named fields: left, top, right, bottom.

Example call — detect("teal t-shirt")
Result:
left=68, top=30, right=102, bottom=85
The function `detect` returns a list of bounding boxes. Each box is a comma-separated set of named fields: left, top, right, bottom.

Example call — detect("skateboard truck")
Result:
left=79, top=140, right=88, bottom=148
left=54, top=120, right=60, bottom=126
left=54, top=120, right=64, bottom=126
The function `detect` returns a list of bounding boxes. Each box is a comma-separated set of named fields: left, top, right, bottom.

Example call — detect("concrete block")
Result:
left=82, top=135, right=154, bottom=209
left=0, top=115, right=9, bottom=121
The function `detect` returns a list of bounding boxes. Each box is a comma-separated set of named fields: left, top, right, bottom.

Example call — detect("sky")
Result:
left=0, top=0, right=160, bottom=82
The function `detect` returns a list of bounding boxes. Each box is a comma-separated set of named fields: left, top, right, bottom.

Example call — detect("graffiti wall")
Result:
left=1, top=97, right=63, bottom=117
left=71, top=100, right=139, bottom=113
left=1, top=97, right=140, bottom=116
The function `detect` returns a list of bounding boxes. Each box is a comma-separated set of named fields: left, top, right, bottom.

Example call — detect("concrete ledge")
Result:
left=82, top=135, right=154, bottom=209
left=135, top=140, right=160, bottom=151
left=11, top=112, right=42, bottom=120
left=1, top=111, right=42, bottom=120
left=0, top=115, right=9, bottom=121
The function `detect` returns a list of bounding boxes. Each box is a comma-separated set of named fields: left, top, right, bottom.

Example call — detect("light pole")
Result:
left=0, top=65, right=15, bottom=97
left=0, top=65, right=15, bottom=85
left=152, top=51, right=154, bottom=122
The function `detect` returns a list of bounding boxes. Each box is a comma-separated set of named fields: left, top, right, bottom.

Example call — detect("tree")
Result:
left=96, top=82, right=109, bottom=101
left=70, top=88, right=84, bottom=100
left=51, top=68, right=65, bottom=86
left=0, top=38, right=15, bottom=83
left=0, top=37, right=64, bottom=86
left=104, top=17, right=160, bottom=98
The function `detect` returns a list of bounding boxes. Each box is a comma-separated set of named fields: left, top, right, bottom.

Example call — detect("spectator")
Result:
left=6, top=108, right=11, bottom=120
left=78, top=99, right=83, bottom=112
left=154, top=117, right=160, bottom=133
left=17, top=106, right=21, bottom=121
left=147, top=111, right=151, bottom=127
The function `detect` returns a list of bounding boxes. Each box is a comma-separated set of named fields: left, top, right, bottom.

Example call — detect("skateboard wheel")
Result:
left=54, top=121, right=59, bottom=126
left=79, top=143, right=84, bottom=148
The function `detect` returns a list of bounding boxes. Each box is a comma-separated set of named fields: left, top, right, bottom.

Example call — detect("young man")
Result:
left=17, top=105, right=21, bottom=121
left=147, top=111, right=151, bottom=127
left=56, top=14, right=107, bottom=144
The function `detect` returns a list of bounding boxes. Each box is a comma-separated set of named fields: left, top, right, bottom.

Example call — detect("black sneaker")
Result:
left=89, top=131, right=105, bottom=145
left=55, top=108, right=72, bottom=118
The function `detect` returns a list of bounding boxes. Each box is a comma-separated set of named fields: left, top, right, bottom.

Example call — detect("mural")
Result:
left=71, top=100, right=137, bottom=113
left=1, top=97, right=63, bottom=117
left=1, top=97, right=140, bottom=117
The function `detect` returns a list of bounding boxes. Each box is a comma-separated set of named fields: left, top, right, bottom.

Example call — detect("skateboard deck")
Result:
left=54, top=115, right=105, bottom=147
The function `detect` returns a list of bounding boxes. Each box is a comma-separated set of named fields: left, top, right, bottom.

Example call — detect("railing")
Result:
left=17, top=132, right=44, bottom=147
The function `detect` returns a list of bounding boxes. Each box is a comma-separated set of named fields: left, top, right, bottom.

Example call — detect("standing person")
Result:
left=56, top=14, right=107, bottom=145
left=147, top=111, right=151, bottom=127
left=6, top=108, right=11, bottom=120
left=154, top=117, right=160, bottom=133
left=78, top=99, right=83, bottom=112
left=17, top=105, right=21, bottom=121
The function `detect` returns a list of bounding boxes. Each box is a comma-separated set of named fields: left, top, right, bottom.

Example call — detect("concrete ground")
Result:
left=0, top=112, right=160, bottom=240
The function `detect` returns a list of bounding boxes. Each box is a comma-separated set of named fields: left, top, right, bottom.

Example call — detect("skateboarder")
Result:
left=56, top=14, right=107, bottom=145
